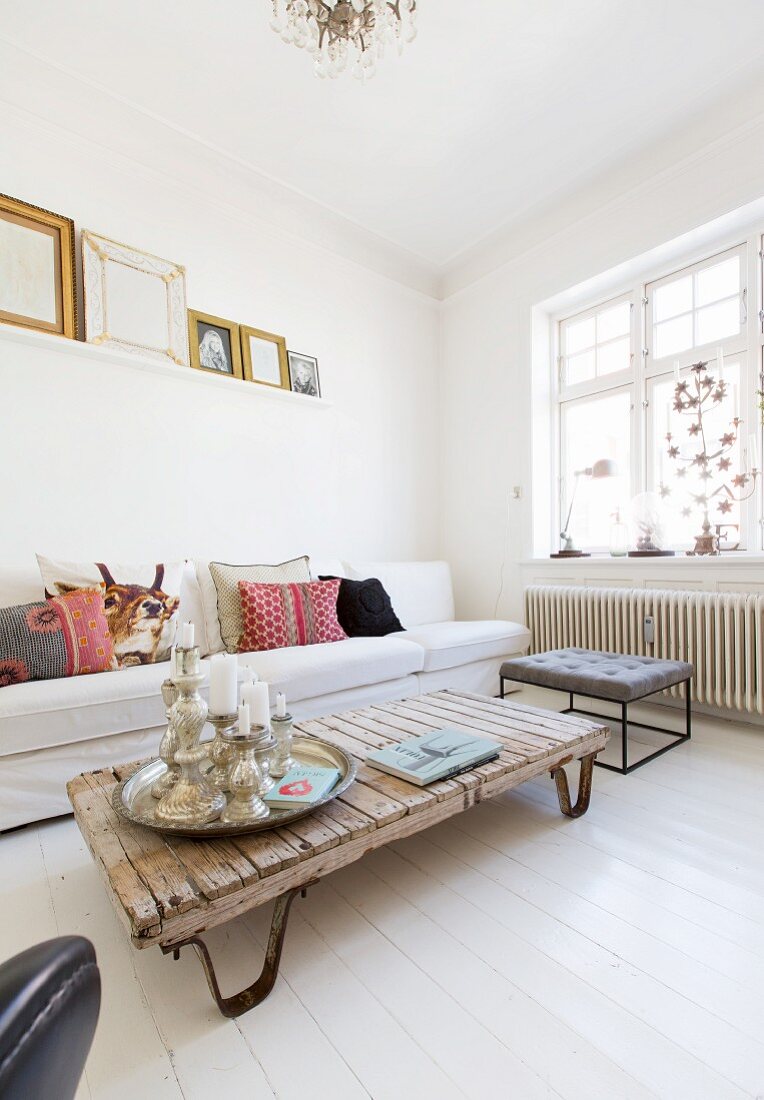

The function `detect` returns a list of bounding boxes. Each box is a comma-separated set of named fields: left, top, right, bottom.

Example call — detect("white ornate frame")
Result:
left=82, top=230, right=189, bottom=365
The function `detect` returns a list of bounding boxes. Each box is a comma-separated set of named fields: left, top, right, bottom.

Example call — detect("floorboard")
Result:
left=1, top=688, right=763, bottom=1099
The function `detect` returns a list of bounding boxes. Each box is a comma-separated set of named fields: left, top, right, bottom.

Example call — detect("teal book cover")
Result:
left=366, top=727, right=500, bottom=786
left=264, top=765, right=341, bottom=807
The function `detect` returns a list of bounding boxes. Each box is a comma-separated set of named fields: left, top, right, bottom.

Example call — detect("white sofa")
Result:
left=0, top=559, right=530, bottom=829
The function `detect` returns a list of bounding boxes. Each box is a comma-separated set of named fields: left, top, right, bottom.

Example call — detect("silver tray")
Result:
left=111, top=735, right=357, bottom=838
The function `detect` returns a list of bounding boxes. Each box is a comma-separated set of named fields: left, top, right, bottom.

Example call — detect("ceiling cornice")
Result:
left=0, top=37, right=441, bottom=301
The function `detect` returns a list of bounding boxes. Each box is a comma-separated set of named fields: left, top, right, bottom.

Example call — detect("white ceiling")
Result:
left=3, top=0, right=764, bottom=268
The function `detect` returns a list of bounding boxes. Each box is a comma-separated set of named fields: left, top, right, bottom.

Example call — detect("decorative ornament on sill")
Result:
left=269, top=0, right=417, bottom=80
left=663, top=359, right=760, bottom=556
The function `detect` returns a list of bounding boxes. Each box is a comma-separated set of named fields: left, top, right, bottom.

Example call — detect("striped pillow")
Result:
left=0, top=589, right=116, bottom=687
left=238, top=579, right=347, bottom=653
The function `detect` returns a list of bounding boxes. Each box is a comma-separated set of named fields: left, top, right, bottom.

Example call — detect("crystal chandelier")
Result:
left=270, top=0, right=418, bottom=79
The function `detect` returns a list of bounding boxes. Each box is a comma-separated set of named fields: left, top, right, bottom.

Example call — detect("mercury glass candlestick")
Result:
left=151, top=678, right=180, bottom=798
left=270, top=711, right=297, bottom=777
left=155, top=645, right=226, bottom=825
left=220, top=723, right=270, bottom=824
left=253, top=724, right=277, bottom=796
left=207, top=713, right=237, bottom=791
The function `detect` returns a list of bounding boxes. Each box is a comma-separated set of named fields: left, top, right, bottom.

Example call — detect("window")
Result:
left=560, top=295, right=633, bottom=388
left=560, top=389, right=632, bottom=550
left=554, top=241, right=761, bottom=553
left=646, top=246, right=746, bottom=363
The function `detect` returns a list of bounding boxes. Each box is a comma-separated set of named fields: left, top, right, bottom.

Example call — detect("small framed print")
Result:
left=0, top=194, right=76, bottom=338
left=288, top=351, right=321, bottom=398
left=240, top=325, right=289, bottom=390
left=188, top=310, right=243, bottom=379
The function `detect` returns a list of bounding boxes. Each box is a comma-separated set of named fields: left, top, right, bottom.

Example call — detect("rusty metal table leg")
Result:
left=162, top=880, right=317, bottom=1017
left=550, top=752, right=595, bottom=818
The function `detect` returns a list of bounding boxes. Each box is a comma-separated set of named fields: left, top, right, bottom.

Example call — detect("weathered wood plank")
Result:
left=388, top=697, right=576, bottom=758
left=395, top=695, right=591, bottom=746
left=279, top=815, right=341, bottom=857
left=311, top=799, right=376, bottom=842
left=78, top=771, right=200, bottom=918
left=68, top=778, right=161, bottom=940
left=230, top=832, right=303, bottom=878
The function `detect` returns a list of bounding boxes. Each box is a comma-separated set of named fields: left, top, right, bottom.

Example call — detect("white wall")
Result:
left=440, top=110, right=764, bottom=621
left=0, top=109, right=440, bottom=575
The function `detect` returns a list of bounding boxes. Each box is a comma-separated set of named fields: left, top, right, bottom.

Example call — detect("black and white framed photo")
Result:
left=288, top=351, right=321, bottom=398
left=188, top=310, right=243, bottom=379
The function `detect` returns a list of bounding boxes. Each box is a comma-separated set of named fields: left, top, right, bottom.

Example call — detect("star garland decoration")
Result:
left=662, top=360, right=758, bottom=538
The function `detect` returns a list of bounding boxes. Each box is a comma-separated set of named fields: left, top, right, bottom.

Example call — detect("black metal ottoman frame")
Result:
left=500, top=676, right=692, bottom=775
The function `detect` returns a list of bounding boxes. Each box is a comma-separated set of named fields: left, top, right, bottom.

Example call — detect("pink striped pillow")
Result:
left=237, top=579, right=347, bottom=653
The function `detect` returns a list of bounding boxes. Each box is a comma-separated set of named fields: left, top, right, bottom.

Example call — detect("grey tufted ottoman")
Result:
left=499, top=648, right=693, bottom=774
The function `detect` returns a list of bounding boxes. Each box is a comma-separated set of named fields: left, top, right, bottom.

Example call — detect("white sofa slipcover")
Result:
left=394, top=620, right=531, bottom=672
left=238, top=636, right=424, bottom=700
left=0, top=558, right=529, bottom=829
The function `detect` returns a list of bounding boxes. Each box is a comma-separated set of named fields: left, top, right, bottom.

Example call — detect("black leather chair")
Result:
left=0, top=936, right=100, bottom=1100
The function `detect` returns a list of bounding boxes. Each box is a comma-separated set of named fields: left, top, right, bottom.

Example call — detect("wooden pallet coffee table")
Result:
left=68, top=690, right=609, bottom=1017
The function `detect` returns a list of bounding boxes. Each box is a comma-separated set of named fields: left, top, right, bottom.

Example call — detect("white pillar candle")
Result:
left=276, top=692, right=287, bottom=718
left=748, top=433, right=759, bottom=472
left=240, top=664, right=259, bottom=683
left=209, top=653, right=238, bottom=715
left=241, top=680, right=270, bottom=727
left=238, top=702, right=250, bottom=736
left=180, top=621, right=195, bottom=649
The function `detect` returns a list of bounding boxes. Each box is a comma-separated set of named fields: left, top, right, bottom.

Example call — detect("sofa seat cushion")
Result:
left=394, top=620, right=531, bottom=672
left=0, top=661, right=177, bottom=757
left=237, top=636, right=424, bottom=702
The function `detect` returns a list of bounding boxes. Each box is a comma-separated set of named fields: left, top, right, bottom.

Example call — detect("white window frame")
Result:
left=558, top=291, right=637, bottom=402
left=552, top=237, right=763, bottom=553
left=558, top=383, right=636, bottom=554
left=645, top=243, right=748, bottom=372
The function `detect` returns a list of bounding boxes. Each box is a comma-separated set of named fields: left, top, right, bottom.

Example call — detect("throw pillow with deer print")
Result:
left=36, top=556, right=183, bottom=668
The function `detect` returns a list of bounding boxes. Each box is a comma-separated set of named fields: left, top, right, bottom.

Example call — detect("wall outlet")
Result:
left=644, top=615, right=655, bottom=644
left=512, top=486, right=522, bottom=500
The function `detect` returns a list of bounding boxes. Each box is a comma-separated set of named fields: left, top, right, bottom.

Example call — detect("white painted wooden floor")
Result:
left=3, top=687, right=764, bottom=1100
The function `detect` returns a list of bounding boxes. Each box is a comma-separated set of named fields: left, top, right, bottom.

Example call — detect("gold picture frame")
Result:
left=188, top=310, right=243, bottom=379
left=0, top=193, right=76, bottom=339
left=240, top=325, right=290, bottom=391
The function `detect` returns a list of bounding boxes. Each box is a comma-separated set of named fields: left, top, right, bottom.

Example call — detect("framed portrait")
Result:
left=188, top=310, right=243, bottom=379
left=82, top=230, right=189, bottom=365
left=0, top=194, right=76, bottom=339
left=288, top=351, right=321, bottom=398
left=240, top=325, right=289, bottom=390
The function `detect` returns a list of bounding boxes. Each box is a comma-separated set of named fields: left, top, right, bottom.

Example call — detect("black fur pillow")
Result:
left=319, top=576, right=403, bottom=637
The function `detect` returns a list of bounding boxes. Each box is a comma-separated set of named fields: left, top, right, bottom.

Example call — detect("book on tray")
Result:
left=366, top=727, right=500, bottom=786
left=264, top=765, right=341, bottom=808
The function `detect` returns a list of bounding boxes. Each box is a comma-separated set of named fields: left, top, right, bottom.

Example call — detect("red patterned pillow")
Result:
left=238, top=579, right=347, bottom=653
left=0, top=589, right=116, bottom=687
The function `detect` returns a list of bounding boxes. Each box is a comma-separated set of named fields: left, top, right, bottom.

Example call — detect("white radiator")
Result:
left=525, top=585, right=764, bottom=714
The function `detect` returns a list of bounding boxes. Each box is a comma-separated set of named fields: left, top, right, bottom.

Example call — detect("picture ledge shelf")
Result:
left=0, top=324, right=333, bottom=410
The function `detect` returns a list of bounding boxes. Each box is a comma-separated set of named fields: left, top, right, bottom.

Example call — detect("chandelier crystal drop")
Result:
left=270, top=0, right=417, bottom=80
